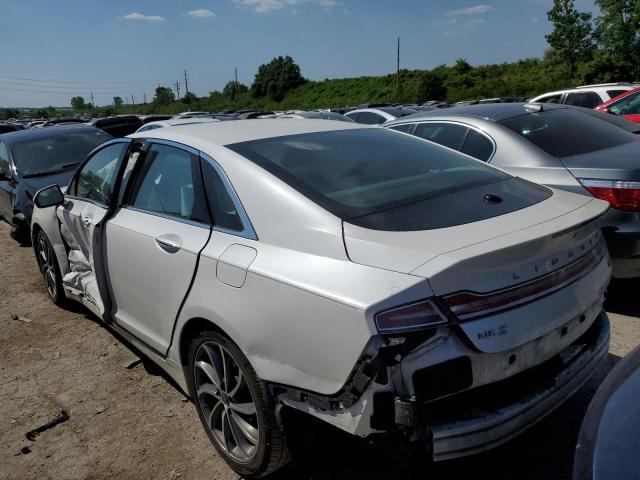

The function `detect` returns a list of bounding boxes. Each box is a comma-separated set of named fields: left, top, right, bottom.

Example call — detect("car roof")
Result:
left=386, top=102, right=569, bottom=123
left=0, top=124, right=102, bottom=144
left=129, top=118, right=365, bottom=146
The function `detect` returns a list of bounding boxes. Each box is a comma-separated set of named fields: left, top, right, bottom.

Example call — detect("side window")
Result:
left=606, top=90, right=627, bottom=100
left=610, top=91, right=640, bottom=116
left=461, top=130, right=494, bottom=161
left=413, top=122, right=469, bottom=151
left=0, top=141, right=9, bottom=171
left=565, top=92, right=603, bottom=108
left=202, top=161, right=244, bottom=231
left=357, top=112, right=385, bottom=125
left=389, top=124, right=413, bottom=133
left=538, top=94, right=562, bottom=104
left=128, top=144, right=210, bottom=224
left=75, top=143, right=129, bottom=206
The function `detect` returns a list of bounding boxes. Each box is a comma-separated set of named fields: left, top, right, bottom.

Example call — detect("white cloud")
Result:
left=234, top=0, right=336, bottom=13
left=447, top=4, right=493, bottom=16
left=188, top=8, right=215, bottom=17
left=122, top=12, right=166, bottom=22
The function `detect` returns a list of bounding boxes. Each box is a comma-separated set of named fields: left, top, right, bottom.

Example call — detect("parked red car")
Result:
left=594, top=86, right=640, bottom=124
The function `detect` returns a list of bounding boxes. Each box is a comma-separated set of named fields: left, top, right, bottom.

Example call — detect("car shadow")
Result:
left=605, top=278, right=640, bottom=317
left=259, top=352, right=622, bottom=480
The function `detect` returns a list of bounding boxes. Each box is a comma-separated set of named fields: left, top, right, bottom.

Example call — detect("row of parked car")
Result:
left=0, top=83, right=638, bottom=478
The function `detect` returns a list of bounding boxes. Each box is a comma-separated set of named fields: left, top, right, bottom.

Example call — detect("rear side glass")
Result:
left=607, top=90, right=628, bottom=99
left=461, top=130, right=494, bottom=161
left=389, top=124, right=413, bottom=133
left=356, top=112, right=385, bottom=125
left=201, top=161, right=244, bottom=231
left=538, top=94, right=562, bottom=104
left=413, top=123, right=468, bottom=151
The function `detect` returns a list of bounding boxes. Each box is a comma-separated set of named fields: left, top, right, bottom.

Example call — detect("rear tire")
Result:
left=35, top=229, right=67, bottom=306
left=186, top=331, right=290, bottom=478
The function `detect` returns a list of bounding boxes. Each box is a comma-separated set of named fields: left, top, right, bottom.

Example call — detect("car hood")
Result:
left=559, top=140, right=640, bottom=180
left=20, top=170, right=74, bottom=192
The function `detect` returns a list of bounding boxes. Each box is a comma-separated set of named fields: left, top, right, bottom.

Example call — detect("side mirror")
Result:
left=34, top=185, right=64, bottom=208
left=602, top=107, right=612, bottom=114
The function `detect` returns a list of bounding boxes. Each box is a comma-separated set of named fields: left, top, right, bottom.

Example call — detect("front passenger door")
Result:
left=59, top=140, right=132, bottom=315
left=105, top=143, right=212, bottom=354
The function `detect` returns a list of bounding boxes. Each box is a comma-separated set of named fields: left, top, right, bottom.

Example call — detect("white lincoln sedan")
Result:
left=30, top=120, right=611, bottom=477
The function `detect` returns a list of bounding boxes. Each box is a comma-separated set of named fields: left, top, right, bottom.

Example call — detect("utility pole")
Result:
left=175, top=81, right=181, bottom=100
left=90, top=91, right=95, bottom=108
left=143, top=93, right=147, bottom=104
left=183, top=70, right=190, bottom=95
left=235, top=67, right=238, bottom=83
left=396, top=37, right=400, bottom=96
left=132, top=95, right=136, bottom=107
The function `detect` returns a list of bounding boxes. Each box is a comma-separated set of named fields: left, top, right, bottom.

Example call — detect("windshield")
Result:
left=13, top=130, right=110, bottom=177
left=499, top=109, right=636, bottom=158
left=227, top=128, right=509, bottom=219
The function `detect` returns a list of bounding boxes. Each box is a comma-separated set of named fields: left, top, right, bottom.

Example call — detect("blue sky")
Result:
left=0, top=0, right=598, bottom=108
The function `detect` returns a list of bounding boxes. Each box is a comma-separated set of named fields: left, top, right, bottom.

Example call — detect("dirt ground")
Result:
left=0, top=221, right=638, bottom=480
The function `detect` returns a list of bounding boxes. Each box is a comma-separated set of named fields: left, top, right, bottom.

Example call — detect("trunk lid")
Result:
left=559, top=141, right=640, bottom=181
left=344, top=189, right=611, bottom=352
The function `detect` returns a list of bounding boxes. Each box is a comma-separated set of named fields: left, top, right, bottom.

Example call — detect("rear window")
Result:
left=499, top=109, right=636, bottom=158
left=227, top=128, right=509, bottom=219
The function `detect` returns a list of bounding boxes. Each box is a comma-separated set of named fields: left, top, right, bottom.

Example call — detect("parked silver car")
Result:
left=30, top=120, right=611, bottom=477
left=384, top=103, right=640, bottom=278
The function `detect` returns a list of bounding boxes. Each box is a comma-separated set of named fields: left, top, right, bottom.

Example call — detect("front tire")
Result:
left=35, top=229, right=66, bottom=306
left=186, top=331, right=289, bottom=478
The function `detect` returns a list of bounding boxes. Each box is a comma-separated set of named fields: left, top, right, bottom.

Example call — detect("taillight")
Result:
left=443, top=242, right=605, bottom=321
left=374, top=300, right=449, bottom=333
left=579, top=178, right=640, bottom=212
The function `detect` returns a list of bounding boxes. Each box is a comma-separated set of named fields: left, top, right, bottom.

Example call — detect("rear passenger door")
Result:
left=105, top=142, right=212, bottom=354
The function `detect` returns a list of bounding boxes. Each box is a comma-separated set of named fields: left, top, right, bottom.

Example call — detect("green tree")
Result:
left=181, top=92, right=198, bottom=105
left=594, top=0, right=640, bottom=80
left=153, top=86, right=175, bottom=106
left=223, top=80, right=248, bottom=100
left=546, top=0, right=594, bottom=77
left=113, top=96, right=123, bottom=110
left=416, top=71, right=447, bottom=102
left=251, top=56, right=305, bottom=101
left=70, top=96, right=86, bottom=110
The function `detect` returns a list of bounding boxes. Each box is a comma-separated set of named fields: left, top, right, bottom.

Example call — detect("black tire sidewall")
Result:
left=36, top=230, right=64, bottom=305
left=185, top=331, right=279, bottom=478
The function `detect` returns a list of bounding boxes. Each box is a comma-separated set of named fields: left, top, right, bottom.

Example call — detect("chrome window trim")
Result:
left=122, top=206, right=211, bottom=231
left=385, top=119, right=497, bottom=162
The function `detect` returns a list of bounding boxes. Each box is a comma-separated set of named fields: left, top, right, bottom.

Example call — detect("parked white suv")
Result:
left=30, top=120, right=611, bottom=478
left=530, top=83, right=638, bottom=108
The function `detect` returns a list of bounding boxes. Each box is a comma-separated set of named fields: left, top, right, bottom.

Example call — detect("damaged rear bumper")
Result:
left=400, top=311, right=609, bottom=461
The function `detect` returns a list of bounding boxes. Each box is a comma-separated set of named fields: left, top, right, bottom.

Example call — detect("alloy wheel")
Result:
left=194, top=341, right=260, bottom=463
left=37, top=232, right=57, bottom=299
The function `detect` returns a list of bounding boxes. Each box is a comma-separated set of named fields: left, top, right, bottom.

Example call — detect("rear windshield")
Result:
left=13, top=130, right=111, bottom=177
left=227, top=128, right=509, bottom=219
left=499, top=109, right=635, bottom=158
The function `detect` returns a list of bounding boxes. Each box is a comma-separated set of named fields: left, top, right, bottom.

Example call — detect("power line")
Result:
left=0, top=74, right=181, bottom=86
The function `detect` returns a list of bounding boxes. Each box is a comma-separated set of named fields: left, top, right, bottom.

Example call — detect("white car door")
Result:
left=58, top=140, right=131, bottom=315
left=105, top=142, right=212, bottom=354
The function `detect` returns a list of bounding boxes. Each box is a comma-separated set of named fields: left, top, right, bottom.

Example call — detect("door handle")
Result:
left=155, top=234, right=183, bottom=253
left=81, top=215, right=92, bottom=226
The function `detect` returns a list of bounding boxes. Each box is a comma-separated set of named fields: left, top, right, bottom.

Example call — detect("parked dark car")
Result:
left=0, top=125, right=111, bottom=243
left=384, top=102, right=640, bottom=278
left=88, top=115, right=143, bottom=137
left=39, top=118, right=86, bottom=128
left=574, top=344, right=640, bottom=480
left=0, top=123, right=25, bottom=134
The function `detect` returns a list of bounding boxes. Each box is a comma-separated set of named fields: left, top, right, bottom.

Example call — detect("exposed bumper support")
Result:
left=424, top=312, right=609, bottom=461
